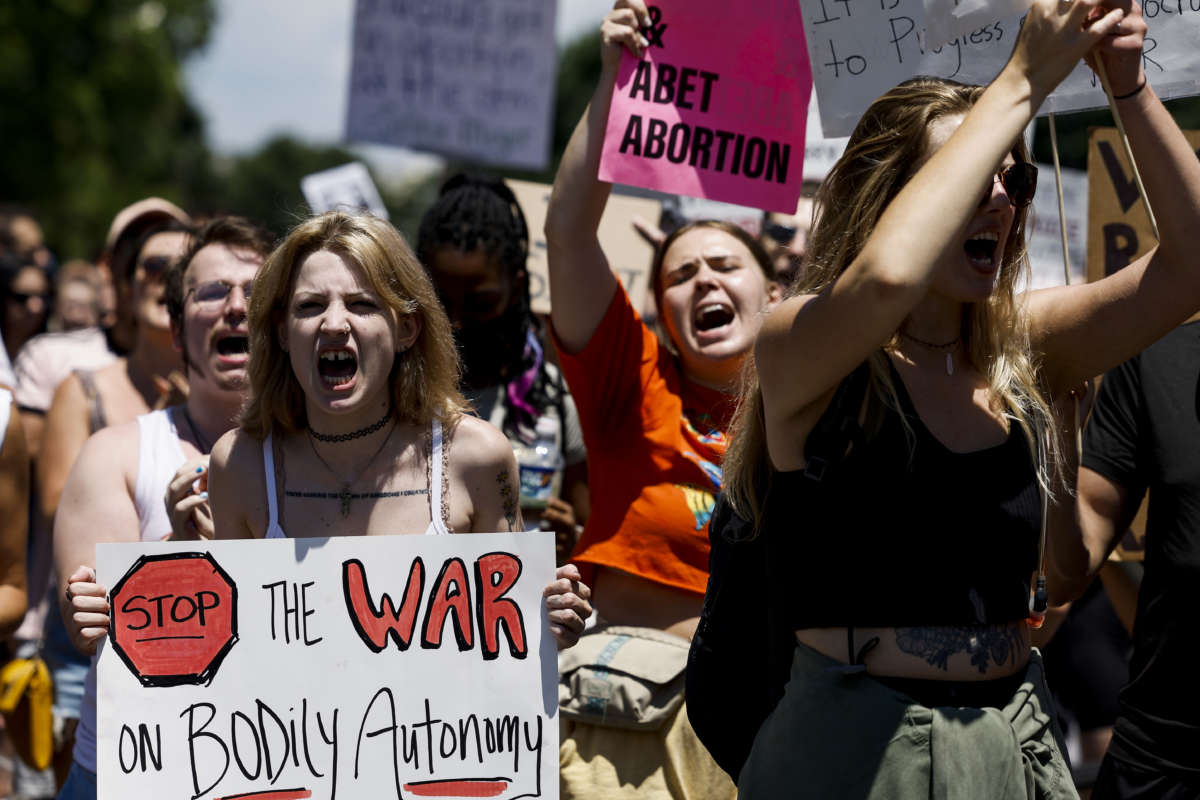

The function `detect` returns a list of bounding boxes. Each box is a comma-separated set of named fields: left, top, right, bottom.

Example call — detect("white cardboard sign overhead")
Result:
left=96, top=534, right=558, bottom=800
left=301, top=162, right=390, bottom=220
left=801, top=0, right=1200, bottom=138
left=345, top=0, right=558, bottom=170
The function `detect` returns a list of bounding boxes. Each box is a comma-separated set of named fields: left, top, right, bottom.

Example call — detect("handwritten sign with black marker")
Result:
left=345, top=0, right=557, bottom=169
left=802, top=0, right=1200, bottom=138
left=97, top=534, right=558, bottom=800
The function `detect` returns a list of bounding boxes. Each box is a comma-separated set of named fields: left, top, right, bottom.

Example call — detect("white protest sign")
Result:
left=1022, top=163, right=1088, bottom=291
left=506, top=179, right=659, bottom=317
left=301, top=162, right=390, bottom=220
left=802, top=0, right=1200, bottom=137
left=802, top=89, right=848, bottom=184
left=345, top=0, right=557, bottom=170
left=97, top=534, right=557, bottom=800
left=923, top=0, right=1031, bottom=50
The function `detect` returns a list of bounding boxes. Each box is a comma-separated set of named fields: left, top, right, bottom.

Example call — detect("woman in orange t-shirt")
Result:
left=544, top=2, right=781, bottom=796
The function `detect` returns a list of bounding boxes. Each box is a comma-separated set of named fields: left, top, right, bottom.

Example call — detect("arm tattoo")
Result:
left=894, top=625, right=1025, bottom=674
left=496, top=469, right=518, bottom=532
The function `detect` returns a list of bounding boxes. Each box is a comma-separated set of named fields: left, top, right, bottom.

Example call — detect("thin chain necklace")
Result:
left=306, top=422, right=397, bottom=517
left=899, top=330, right=961, bottom=376
left=309, top=409, right=391, bottom=443
left=180, top=406, right=213, bottom=454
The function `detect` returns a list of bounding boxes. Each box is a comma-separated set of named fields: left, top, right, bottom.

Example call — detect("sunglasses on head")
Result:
left=980, top=163, right=1037, bottom=208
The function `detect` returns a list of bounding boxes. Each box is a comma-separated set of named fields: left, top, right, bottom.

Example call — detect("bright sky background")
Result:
left=183, top=0, right=606, bottom=179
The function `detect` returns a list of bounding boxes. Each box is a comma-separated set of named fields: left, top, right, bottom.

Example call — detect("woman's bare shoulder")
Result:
left=446, top=415, right=514, bottom=471
left=210, top=428, right=266, bottom=477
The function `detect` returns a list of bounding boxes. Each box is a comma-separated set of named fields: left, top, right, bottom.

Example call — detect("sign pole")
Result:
left=1094, top=59, right=1159, bottom=241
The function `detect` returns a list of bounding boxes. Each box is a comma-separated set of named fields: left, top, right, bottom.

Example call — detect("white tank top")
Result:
left=0, top=388, right=12, bottom=452
left=75, top=407, right=189, bottom=774
left=133, top=408, right=188, bottom=541
left=261, top=418, right=449, bottom=538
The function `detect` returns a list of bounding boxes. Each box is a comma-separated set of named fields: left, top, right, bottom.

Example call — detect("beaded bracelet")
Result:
left=1113, top=78, right=1147, bottom=101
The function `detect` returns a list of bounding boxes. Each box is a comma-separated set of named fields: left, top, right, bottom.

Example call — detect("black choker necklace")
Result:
left=899, top=330, right=960, bottom=376
left=898, top=330, right=960, bottom=350
left=309, top=409, right=392, bottom=443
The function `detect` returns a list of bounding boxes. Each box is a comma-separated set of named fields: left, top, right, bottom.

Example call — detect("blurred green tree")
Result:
left=0, top=0, right=217, bottom=258
left=204, top=135, right=441, bottom=243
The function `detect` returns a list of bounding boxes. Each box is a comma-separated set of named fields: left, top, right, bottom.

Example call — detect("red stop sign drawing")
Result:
left=109, top=552, right=238, bottom=687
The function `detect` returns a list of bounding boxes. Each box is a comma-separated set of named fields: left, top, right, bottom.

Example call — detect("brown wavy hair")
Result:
left=240, top=211, right=466, bottom=440
left=724, top=76, right=1057, bottom=532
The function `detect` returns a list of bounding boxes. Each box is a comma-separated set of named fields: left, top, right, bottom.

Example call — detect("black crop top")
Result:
left=764, top=358, right=1041, bottom=629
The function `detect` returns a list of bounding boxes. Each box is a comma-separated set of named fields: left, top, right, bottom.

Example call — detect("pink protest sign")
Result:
left=598, top=0, right=812, bottom=214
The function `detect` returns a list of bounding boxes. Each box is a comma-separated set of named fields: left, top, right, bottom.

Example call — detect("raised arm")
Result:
left=756, top=0, right=1123, bottom=458
left=0, top=395, right=29, bottom=639
left=1027, top=2, right=1200, bottom=394
left=544, top=0, right=649, bottom=353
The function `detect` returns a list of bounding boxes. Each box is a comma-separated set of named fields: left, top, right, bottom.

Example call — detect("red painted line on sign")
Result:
left=214, top=789, right=312, bottom=800
left=402, top=778, right=510, bottom=797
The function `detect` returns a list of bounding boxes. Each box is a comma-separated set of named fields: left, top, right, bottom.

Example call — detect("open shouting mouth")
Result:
left=318, top=348, right=357, bottom=388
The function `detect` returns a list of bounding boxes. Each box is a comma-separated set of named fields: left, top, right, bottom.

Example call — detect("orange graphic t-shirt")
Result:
left=555, top=287, right=735, bottom=596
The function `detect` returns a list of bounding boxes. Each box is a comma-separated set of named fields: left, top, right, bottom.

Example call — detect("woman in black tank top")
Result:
left=719, top=1, right=1200, bottom=797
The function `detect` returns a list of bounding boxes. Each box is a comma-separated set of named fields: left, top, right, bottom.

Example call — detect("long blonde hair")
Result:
left=241, top=211, right=467, bottom=439
left=724, top=76, right=1057, bottom=532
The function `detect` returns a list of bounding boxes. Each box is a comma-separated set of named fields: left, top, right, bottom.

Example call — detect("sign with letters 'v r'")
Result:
left=97, top=534, right=558, bottom=800
left=599, top=0, right=813, bottom=213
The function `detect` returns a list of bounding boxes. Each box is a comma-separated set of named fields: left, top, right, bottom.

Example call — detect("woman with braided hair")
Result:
left=417, top=174, right=588, bottom=562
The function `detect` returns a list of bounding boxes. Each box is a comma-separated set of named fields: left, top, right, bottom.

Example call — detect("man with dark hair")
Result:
left=52, top=216, right=272, bottom=799
left=1061, top=322, right=1200, bottom=799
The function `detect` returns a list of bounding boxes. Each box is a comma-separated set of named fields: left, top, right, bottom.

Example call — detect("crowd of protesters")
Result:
left=0, top=0, right=1198, bottom=798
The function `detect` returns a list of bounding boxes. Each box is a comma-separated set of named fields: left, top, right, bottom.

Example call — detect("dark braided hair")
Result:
left=416, top=174, right=562, bottom=440
left=416, top=173, right=530, bottom=303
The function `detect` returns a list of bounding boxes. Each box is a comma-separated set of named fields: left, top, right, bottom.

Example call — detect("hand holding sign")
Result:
left=1085, top=0, right=1149, bottom=95
left=1007, top=0, right=1130, bottom=103
left=600, top=0, right=652, bottom=69
left=65, top=565, right=110, bottom=655
left=544, top=563, right=592, bottom=649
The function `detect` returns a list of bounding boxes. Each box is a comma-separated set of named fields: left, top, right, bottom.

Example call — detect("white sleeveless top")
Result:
left=76, top=407, right=189, bottom=774
left=261, top=418, right=449, bottom=538
left=133, top=408, right=188, bottom=541
left=0, top=388, right=12, bottom=452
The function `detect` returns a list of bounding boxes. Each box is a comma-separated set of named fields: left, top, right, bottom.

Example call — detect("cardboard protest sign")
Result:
left=506, top=179, right=659, bottom=316
left=598, top=0, right=813, bottom=213
left=345, top=0, right=557, bottom=170
left=1085, top=128, right=1200, bottom=561
left=301, top=162, right=390, bottom=220
left=1023, top=163, right=1087, bottom=291
left=97, top=534, right=557, bottom=800
left=802, top=0, right=1200, bottom=137
left=1086, top=127, right=1200, bottom=284
left=922, top=0, right=1032, bottom=50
